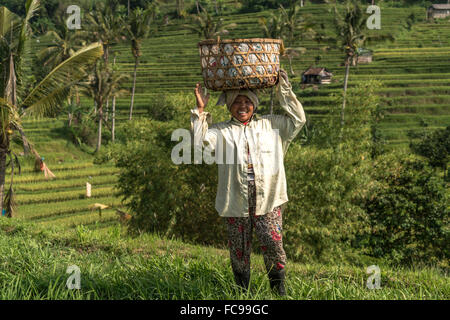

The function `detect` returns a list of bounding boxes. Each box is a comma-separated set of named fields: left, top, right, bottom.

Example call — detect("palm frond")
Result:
left=22, top=86, right=71, bottom=117
left=0, top=97, right=20, bottom=140
left=17, top=0, right=40, bottom=59
left=21, top=42, right=104, bottom=116
left=4, top=53, right=17, bottom=105
left=185, top=7, right=237, bottom=40
left=3, top=184, right=16, bottom=218
left=0, top=6, right=20, bottom=38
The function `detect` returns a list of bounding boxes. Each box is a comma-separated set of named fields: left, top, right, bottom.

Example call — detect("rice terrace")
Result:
left=0, top=0, right=448, bottom=303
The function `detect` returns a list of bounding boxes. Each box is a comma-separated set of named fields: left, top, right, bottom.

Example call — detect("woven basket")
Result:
left=198, top=38, right=283, bottom=91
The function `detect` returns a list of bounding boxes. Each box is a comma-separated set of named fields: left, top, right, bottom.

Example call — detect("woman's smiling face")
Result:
left=230, top=95, right=254, bottom=123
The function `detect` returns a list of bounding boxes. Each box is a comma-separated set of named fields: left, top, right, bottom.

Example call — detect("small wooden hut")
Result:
left=427, top=4, right=450, bottom=19
left=301, top=67, right=333, bottom=85
left=356, top=48, right=373, bottom=64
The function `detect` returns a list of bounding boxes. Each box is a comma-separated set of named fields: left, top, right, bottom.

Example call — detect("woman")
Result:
left=191, top=70, right=306, bottom=296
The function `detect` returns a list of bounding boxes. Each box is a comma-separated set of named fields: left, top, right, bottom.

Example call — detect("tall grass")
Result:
left=0, top=219, right=447, bottom=300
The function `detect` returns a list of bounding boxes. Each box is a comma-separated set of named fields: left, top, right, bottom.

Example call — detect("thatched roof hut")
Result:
left=302, top=67, right=333, bottom=85
left=357, top=48, right=373, bottom=64
left=427, top=4, right=450, bottom=19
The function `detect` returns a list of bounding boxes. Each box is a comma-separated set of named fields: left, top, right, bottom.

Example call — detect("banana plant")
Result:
left=0, top=0, right=104, bottom=217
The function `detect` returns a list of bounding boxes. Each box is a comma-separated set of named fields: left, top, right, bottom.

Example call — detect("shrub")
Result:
left=239, top=0, right=292, bottom=13
left=144, top=93, right=178, bottom=122
left=105, top=82, right=448, bottom=268
left=356, top=151, right=449, bottom=267
left=104, top=79, right=386, bottom=265
left=281, top=81, right=381, bottom=264
left=284, top=143, right=373, bottom=265
left=97, top=93, right=230, bottom=245
left=409, top=125, right=450, bottom=180
left=104, top=119, right=227, bottom=245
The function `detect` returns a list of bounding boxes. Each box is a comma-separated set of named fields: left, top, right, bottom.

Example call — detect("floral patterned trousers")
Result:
left=225, top=180, right=287, bottom=277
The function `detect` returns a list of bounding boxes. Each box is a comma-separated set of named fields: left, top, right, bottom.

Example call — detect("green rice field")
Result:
left=1, top=2, right=448, bottom=300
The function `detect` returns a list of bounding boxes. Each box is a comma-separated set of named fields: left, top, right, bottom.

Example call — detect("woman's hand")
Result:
left=195, top=82, right=210, bottom=113
left=279, top=69, right=289, bottom=84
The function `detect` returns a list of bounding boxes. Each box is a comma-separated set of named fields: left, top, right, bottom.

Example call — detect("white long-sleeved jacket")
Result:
left=190, top=75, right=306, bottom=217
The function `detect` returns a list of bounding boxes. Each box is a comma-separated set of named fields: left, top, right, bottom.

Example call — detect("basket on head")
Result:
left=198, top=38, right=283, bottom=91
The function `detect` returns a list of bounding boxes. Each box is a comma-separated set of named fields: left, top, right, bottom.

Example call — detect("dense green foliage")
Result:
left=97, top=80, right=448, bottom=269
left=96, top=93, right=228, bottom=245
left=409, top=126, right=450, bottom=180
left=282, top=80, right=379, bottom=264
left=240, top=0, right=294, bottom=13
left=356, top=151, right=448, bottom=267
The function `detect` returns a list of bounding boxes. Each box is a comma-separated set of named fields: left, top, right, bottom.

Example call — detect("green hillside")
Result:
left=17, top=3, right=449, bottom=231
left=1, top=1, right=448, bottom=300
left=72, top=4, right=449, bottom=148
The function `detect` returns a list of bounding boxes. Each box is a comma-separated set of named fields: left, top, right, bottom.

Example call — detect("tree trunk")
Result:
left=105, top=99, right=109, bottom=122
left=0, top=148, right=7, bottom=217
left=341, top=55, right=351, bottom=128
left=96, top=103, right=103, bottom=152
left=112, top=56, right=116, bottom=142
left=104, top=45, right=109, bottom=65
left=288, top=56, right=295, bottom=76
left=129, top=56, right=139, bottom=120
left=112, top=95, right=116, bottom=142
left=128, top=0, right=130, bottom=16
left=270, top=87, right=274, bottom=115
left=196, top=1, right=200, bottom=14
left=176, top=0, right=184, bottom=17
left=76, top=87, right=80, bottom=106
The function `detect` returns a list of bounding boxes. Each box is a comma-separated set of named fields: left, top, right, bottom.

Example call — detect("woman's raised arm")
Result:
left=191, top=83, right=217, bottom=160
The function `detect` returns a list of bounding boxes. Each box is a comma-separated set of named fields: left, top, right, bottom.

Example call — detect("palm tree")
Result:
left=184, top=7, right=237, bottom=40
left=80, top=60, right=129, bottom=152
left=37, top=18, right=87, bottom=128
left=85, top=1, right=124, bottom=65
left=279, top=2, right=315, bottom=47
left=85, top=1, right=126, bottom=131
left=278, top=2, right=316, bottom=75
left=111, top=56, right=117, bottom=142
left=0, top=0, right=103, bottom=217
left=259, top=10, right=285, bottom=115
left=280, top=0, right=315, bottom=76
left=196, top=0, right=201, bottom=14
left=259, top=3, right=315, bottom=113
left=282, top=47, right=307, bottom=76
left=258, top=11, right=284, bottom=40
left=37, top=17, right=86, bottom=69
left=333, top=0, right=393, bottom=128
left=176, top=0, right=185, bottom=18
left=124, top=5, right=158, bottom=120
